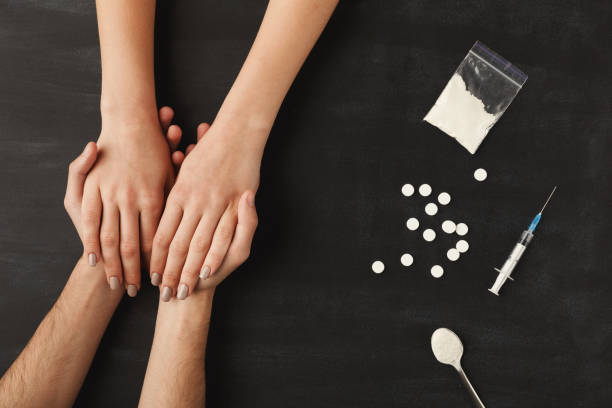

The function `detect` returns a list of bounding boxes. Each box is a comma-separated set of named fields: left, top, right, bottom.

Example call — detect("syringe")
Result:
left=489, top=186, right=557, bottom=296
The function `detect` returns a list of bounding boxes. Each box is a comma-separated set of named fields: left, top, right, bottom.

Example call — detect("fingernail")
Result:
left=127, top=285, right=138, bottom=297
left=161, top=286, right=172, bottom=302
left=88, top=253, right=96, bottom=266
left=151, top=273, right=161, bottom=286
left=177, top=284, right=188, bottom=300
left=246, top=192, right=255, bottom=208
left=199, top=265, right=211, bottom=279
left=109, top=276, right=120, bottom=290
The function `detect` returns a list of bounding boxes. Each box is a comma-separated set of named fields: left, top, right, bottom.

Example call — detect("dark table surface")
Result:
left=1, top=1, right=611, bottom=407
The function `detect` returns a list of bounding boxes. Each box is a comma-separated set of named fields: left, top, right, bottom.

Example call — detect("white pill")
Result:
left=400, top=253, right=414, bottom=267
left=431, top=265, right=444, bottom=278
left=401, top=184, right=415, bottom=197
left=425, top=203, right=438, bottom=216
left=447, top=248, right=460, bottom=261
left=419, top=184, right=432, bottom=197
left=372, top=261, right=385, bottom=274
left=406, top=217, right=420, bottom=231
left=441, top=220, right=456, bottom=234
left=456, top=240, right=469, bottom=253
left=423, top=228, right=436, bottom=242
left=456, top=223, right=469, bottom=236
left=474, top=168, right=488, bottom=182
left=437, top=192, right=451, bottom=205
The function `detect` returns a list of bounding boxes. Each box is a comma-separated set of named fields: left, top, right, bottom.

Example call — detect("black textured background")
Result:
left=1, top=1, right=611, bottom=407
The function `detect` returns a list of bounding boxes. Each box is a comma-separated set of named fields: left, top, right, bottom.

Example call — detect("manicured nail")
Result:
left=88, top=253, right=96, bottom=266
left=109, top=276, right=120, bottom=290
left=199, top=265, right=211, bottom=279
left=177, top=284, right=188, bottom=300
left=151, top=273, right=161, bottom=286
left=247, top=192, right=255, bottom=207
left=127, top=285, right=138, bottom=297
left=161, top=286, right=172, bottom=302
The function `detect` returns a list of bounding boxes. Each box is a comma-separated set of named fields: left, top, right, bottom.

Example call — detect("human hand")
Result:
left=68, top=108, right=192, bottom=295
left=80, top=108, right=176, bottom=293
left=150, top=120, right=263, bottom=301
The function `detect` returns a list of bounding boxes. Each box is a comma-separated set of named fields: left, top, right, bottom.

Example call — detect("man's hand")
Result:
left=77, top=108, right=189, bottom=297
left=150, top=119, right=262, bottom=301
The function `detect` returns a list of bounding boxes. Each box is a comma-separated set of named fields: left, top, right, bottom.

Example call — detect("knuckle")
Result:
left=236, top=247, right=251, bottom=264
left=100, top=233, right=118, bottom=247
left=168, top=243, right=188, bottom=258
left=191, top=234, right=211, bottom=251
left=153, top=233, right=170, bottom=248
left=120, top=241, right=139, bottom=257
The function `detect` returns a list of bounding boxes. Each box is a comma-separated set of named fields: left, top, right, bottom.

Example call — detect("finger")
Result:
left=185, top=145, right=196, bottom=155
left=81, top=182, right=102, bottom=266
left=167, top=124, right=182, bottom=152
left=139, top=200, right=163, bottom=268
left=150, top=203, right=183, bottom=286
left=171, top=151, right=185, bottom=167
left=100, top=204, right=122, bottom=289
left=159, top=106, right=174, bottom=133
left=65, top=142, right=98, bottom=232
left=120, top=207, right=141, bottom=297
left=160, top=214, right=201, bottom=301
left=201, top=207, right=237, bottom=280
left=175, top=213, right=220, bottom=300
left=197, top=122, right=210, bottom=141
left=197, top=191, right=258, bottom=290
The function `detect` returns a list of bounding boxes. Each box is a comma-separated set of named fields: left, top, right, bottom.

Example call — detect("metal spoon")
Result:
left=431, top=328, right=486, bottom=408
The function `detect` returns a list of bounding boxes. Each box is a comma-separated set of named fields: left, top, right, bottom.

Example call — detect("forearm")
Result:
left=96, top=0, right=158, bottom=122
left=139, top=289, right=214, bottom=408
left=0, top=258, right=123, bottom=408
left=215, top=0, right=338, bottom=145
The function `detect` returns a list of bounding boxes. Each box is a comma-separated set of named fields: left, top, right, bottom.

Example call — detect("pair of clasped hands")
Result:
left=72, top=106, right=261, bottom=301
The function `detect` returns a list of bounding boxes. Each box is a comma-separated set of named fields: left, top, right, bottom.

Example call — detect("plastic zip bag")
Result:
left=424, top=41, right=527, bottom=154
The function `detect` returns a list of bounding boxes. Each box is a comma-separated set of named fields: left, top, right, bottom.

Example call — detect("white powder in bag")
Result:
left=424, top=74, right=499, bottom=154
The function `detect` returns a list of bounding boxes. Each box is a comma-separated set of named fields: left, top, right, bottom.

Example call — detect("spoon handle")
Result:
left=456, top=366, right=485, bottom=408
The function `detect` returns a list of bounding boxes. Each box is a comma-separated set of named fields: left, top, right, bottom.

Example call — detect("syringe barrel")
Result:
left=518, top=230, right=534, bottom=246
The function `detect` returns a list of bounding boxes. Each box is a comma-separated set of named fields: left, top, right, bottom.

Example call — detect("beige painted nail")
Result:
left=199, top=265, right=211, bottom=279
left=177, top=284, right=188, bottom=300
left=88, top=253, right=96, bottom=266
left=161, top=286, right=172, bottom=302
left=151, top=273, right=161, bottom=286
left=127, top=285, right=138, bottom=297
left=109, top=276, right=120, bottom=290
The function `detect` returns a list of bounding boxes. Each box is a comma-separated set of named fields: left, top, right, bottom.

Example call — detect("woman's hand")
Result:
left=150, top=119, right=263, bottom=301
left=66, top=108, right=191, bottom=296
left=80, top=110, right=175, bottom=293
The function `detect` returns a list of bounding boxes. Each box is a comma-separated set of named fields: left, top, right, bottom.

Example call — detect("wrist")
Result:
left=100, top=96, right=158, bottom=128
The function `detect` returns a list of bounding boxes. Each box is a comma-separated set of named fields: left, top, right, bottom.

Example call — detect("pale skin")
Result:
left=0, top=112, right=258, bottom=407
left=87, top=0, right=337, bottom=300
left=150, top=0, right=339, bottom=302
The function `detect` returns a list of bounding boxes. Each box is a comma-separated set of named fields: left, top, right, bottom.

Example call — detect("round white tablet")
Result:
left=447, top=248, right=460, bottom=261
left=401, top=184, right=415, bottom=197
left=400, top=253, right=414, bottom=267
left=419, top=184, right=432, bottom=197
left=441, top=220, right=456, bottom=234
left=431, top=265, right=444, bottom=278
left=456, top=240, right=469, bottom=253
left=474, top=168, right=487, bottom=182
left=423, top=228, right=436, bottom=242
left=437, top=192, right=451, bottom=205
left=456, top=223, right=469, bottom=236
left=425, top=203, right=438, bottom=216
left=372, top=261, right=385, bottom=274
left=406, top=217, right=420, bottom=231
